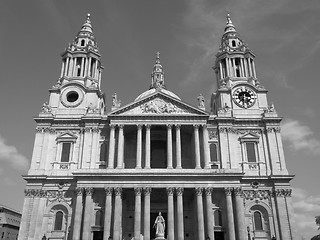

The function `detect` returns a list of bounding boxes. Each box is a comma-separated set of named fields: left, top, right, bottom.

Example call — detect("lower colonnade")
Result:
left=72, top=187, right=245, bottom=240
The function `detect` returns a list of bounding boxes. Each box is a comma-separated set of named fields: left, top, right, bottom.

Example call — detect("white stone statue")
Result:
left=153, top=212, right=165, bottom=238
left=197, top=94, right=205, bottom=108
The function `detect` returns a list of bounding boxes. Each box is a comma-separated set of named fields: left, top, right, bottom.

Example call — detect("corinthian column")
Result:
left=83, top=188, right=94, bottom=240
left=113, top=187, right=123, bottom=240
left=144, top=187, right=151, bottom=240
left=117, top=125, right=124, bottom=168
left=103, top=187, right=113, bottom=240
left=175, top=125, right=182, bottom=169
left=194, top=125, right=201, bottom=169
left=167, top=125, right=173, bottom=169
left=202, top=125, right=211, bottom=169
left=134, top=188, right=142, bottom=240
left=167, top=187, right=174, bottom=240
left=195, top=187, right=205, bottom=240
left=225, top=188, right=236, bottom=240
left=234, top=188, right=246, bottom=240
left=73, top=188, right=84, bottom=240
left=176, top=187, right=184, bottom=240
left=205, top=187, right=215, bottom=240
left=145, top=124, right=151, bottom=169
left=108, top=125, right=115, bottom=169
left=136, top=125, right=142, bottom=169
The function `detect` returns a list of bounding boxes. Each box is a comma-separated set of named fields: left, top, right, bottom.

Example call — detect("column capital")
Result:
left=166, top=187, right=174, bottom=196
left=85, top=187, right=94, bottom=196
left=225, top=187, right=233, bottom=196
left=205, top=187, right=213, bottom=196
left=109, top=124, right=116, bottom=129
left=76, top=187, right=84, bottom=196
left=195, top=187, right=203, bottom=196
left=105, top=187, right=113, bottom=196
left=117, top=124, right=124, bottom=129
left=193, top=124, right=200, bottom=129
left=114, top=187, right=123, bottom=196
left=136, top=124, right=143, bottom=130
left=145, top=124, right=151, bottom=130
left=166, top=124, right=172, bottom=129
left=175, top=124, right=181, bottom=129
left=143, top=187, right=152, bottom=196
left=234, top=187, right=243, bottom=197
left=201, top=124, right=208, bottom=129
left=176, top=187, right=184, bottom=196
left=134, top=187, right=143, bottom=196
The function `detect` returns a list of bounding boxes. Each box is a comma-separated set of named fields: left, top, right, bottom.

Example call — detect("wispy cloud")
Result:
left=281, top=119, right=320, bottom=155
left=292, top=187, right=320, bottom=238
left=0, top=134, right=29, bottom=171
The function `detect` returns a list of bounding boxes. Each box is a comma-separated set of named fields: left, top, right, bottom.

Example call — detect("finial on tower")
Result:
left=224, top=13, right=236, bottom=34
left=151, top=51, right=165, bottom=89
left=156, top=51, right=160, bottom=64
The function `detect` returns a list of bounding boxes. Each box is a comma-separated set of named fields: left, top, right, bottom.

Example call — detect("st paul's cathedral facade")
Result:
left=18, top=14, right=295, bottom=240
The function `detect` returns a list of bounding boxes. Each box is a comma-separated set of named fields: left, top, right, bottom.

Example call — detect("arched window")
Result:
left=95, top=210, right=103, bottom=226
left=214, top=210, right=222, bottom=226
left=254, top=211, right=263, bottom=231
left=54, top=211, right=63, bottom=230
left=81, top=39, right=85, bottom=46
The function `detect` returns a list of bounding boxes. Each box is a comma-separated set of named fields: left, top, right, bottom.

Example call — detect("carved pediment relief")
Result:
left=56, top=131, right=78, bottom=142
left=239, top=131, right=259, bottom=142
left=112, top=94, right=208, bottom=116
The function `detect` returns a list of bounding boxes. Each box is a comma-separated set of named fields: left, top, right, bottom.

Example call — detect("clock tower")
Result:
left=211, top=14, right=269, bottom=117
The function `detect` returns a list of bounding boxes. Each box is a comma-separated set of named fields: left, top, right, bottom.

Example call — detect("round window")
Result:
left=67, top=92, right=79, bottom=103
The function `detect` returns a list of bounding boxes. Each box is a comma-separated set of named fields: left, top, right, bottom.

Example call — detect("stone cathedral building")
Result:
left=18, top=14, right=295, bottom=240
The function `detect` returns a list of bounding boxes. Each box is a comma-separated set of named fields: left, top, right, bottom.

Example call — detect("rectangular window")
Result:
left=61, top=143, right=71, bottom=162
left=246, top=142, right=256, bottom=162
left=210, top=143, right=218, bottom=162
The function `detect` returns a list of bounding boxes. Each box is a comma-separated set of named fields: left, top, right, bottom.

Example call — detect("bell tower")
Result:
left=211, top=14, right=270, bottom=117
left=47, top=13, right=105, bottom=117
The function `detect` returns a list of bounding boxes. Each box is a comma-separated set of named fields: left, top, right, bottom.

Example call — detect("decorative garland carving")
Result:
left=273, top=189, right=292, bottom=197
left=209, top=129, right=218, bottom=139
left=265, top=127, right=281, bottom=133
left=243, top=190, right=270, bottom=200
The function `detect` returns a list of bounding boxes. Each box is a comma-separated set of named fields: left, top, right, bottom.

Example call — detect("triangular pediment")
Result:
left=239, top=131, right=259, bottom=142
left=110, top=91, right=208, bottom=116
left=56, top=131, right=78, bottom=141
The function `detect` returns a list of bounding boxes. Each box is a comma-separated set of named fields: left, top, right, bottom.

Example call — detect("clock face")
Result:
left=232, top=86, right=257, bottom=108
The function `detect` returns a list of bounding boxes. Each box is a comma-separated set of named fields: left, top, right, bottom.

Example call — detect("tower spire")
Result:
left=224, top=13, right=236, bottom=34
left=58, top=13, right=103, bottom=89
left=150, top=52, right=165, bottom=89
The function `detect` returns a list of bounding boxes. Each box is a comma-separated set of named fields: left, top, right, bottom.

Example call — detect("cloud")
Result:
left=292, top=187, right=320, bottom=238
left=0, top=134, right=29, bottom=170
left=281, top=119, right=320, bottom=155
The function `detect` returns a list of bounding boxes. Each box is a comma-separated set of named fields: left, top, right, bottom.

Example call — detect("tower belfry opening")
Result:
left=19, top=13, right=295, bottom=240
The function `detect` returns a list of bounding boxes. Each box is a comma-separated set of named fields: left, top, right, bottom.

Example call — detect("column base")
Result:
left=154, top=237, right=166, bottom=240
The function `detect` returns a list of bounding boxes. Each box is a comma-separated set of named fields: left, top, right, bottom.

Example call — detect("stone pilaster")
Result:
left=175, top=125, right=182, bottom=169
left=202, top=125, right=211, bottom=169
left=195, top=187, right=205, bottom=240
left=113, top=187, right=123, bottom=240
left=136, top=125, right=142, bottom=169
left=143, top=187, right=151, bottom=240
left=205, top=187, right=214, bottom=240
left=167, top=124, right=173, bottom=169
left=73, top=188, right=84, bottom=240
left=176, top=187, right=184, bottom=240
left=194, top=125, right=201, bottom=169
left=83, top=187, right=94, bottom=240
left=225, top=188, right=236, bottom=240
left=104, top=187, right=113, bottom=240
left=167, top=187, right=174, bottom=240
left=117, top=125, right=124, bottom=168
left=234, top=188, right=246, bottom=240
left=108, top=125, right=116, bottom=169
left=18, top=190, right=34, bottom=240
left=134, top=187, right=142, bottom=240
left=145, top=124, right=151, bottom=169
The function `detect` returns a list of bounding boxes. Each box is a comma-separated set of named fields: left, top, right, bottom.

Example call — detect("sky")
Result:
left=0, top=0, right=319, bottom=238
